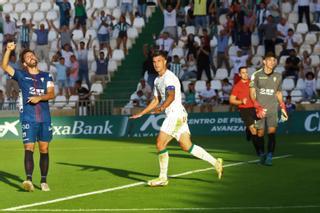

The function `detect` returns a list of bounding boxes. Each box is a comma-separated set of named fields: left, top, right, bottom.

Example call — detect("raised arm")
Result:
left=86, top=35, right=92, bottom=49
left=46, top=19, right=51, bottom=31
left=175, top=0, right=181, bottom=10
left=91, top=8, right=97, bottom=20
left=157, top=0, right=164, bottom=12
left=93, top=45, right=98, bottom=60
left=1, top=42, right=16, bottom=77
left=50, top=20, right=60, bottom=33
left=71, top=37, right=78, bottom=50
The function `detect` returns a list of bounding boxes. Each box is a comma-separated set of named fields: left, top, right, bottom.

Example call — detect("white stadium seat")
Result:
left=171, top=47, right=184, bottom=58
left=256, top=45, right=265, bottom=56
left=210, top=80, right=222, bottom=90
left=93, top=0, right=104, bottom=8
left=40, top=2, right=52, bottom=12
left=3, top=3, right=13, bottom=13
left=20, top=11, right=32, bottom=21
left=281, top=2, right=292, bottom=14
left=288, top=12, right=298, bottom=24
left=15, top=2, right=26, bottom=13
left=53, top=95, right=67, bottom=108
left=28, top=2, right=39, bottom=13
left=72, top=29, right=84, bottom=41
left=274, top=66, right=285, bottom=74
left=282, top=78, right=295, bottom=91
left=46, top=10, right=58, bottom=21
left=214, top=68, right=228, bottom=80
left=304, top=33, right=317, bottom=45
left=299, top=44, right=312, bottom=55
left=186, top=26, right=195, bottom=35
left=210, top=36, right=218, bottom=47
left=106, top=0, right=118, bottom=9
left=33, top=11, right=45, bottom=23
left=37, top=61, right=48, bottom=71
left=127, top=27, right=138, bottom=39
left=67, top=95, right=79, bottom=108
left=296, top=23, right=308, bottom=34
left=182, top=80, right=191, bottom=93
left=313, top=43, right=320, bottom=55
left=291, top=90, right=303, bottom=103
left=310, top=55, right=320, bottom=67
left=48, top=30, right=58, bottom=42
left=112, top=49, right=125, bottom=61
left=91, top=82, right=104, bottom=95
left=295, top=78, right=305, bottom=90
left=108, top=59, right=118, bottom=73
left=195, top=80, right=206, bottom=92
left=85, top=28, right=97, bottom=40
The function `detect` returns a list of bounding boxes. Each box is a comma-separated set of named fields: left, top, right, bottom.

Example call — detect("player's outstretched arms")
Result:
left=130, top=96, right=159, bottom=119
left=1, top=42, right=16, bottom=77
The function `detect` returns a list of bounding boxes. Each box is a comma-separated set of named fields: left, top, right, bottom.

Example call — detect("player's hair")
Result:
left=20, top=49, right=35, bottom=64
left=152, top=50, right=168, bottom=59
left=238, top=66, right=247, bottom=72
left=264, top=52, right=276, bottom=59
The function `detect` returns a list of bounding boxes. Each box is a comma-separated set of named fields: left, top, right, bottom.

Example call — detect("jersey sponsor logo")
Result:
left=259, top=88, right=275, bottom=96
left=304, top=112, right=320, bottom=132
left=0, top=120, right=19, bottom=137
left=29, top=87, right=45, bottom=96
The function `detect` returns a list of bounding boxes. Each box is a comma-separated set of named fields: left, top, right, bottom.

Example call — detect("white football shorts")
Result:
left=160, top=111, right=190, bottom=141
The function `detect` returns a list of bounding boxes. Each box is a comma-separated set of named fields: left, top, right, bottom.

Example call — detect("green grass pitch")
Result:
left=0, top=134, right=319, bottom=212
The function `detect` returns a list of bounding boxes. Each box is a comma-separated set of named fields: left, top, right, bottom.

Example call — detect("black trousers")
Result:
left=298, top=6, right=310, bottom=27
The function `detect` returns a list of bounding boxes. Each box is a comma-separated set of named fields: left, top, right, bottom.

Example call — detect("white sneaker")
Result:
left=147, top=177, right=169, bottom=187
left=22, top=180, right=34, bottom=192
left=215, top=158, right=224, bottom=180
left=40, top=183, right=50, bottom=192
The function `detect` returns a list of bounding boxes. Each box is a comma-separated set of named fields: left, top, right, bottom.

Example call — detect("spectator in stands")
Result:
left=8, top=89, right=18, bottom=110
left=202, top=28, right=210, bottom=47
left=5, top=53, right=19, bottom=102
left=216, top=29, right=231, bottom=71
left=178, top=27, right=188, bottom=48
left=69, top=55, right=79, bottom=95
left=33, top=19, right=51, bottom=63
left=138, top=0, right=147, bottom=20
left=315, top=0, right=320, bottom=23
left=176, top=4, right=186, bottom=26
left=142, top=44, right=157, bottom=89
left=51, top=20, right=75, bottom=47
left=92, top=45, right=109, bottom=85
left=208, top=1, right=218, bottom=37
left=74, top=0, right=87, bottom=37
left=114, top=15, right=131, bottom=54
left=0, top=89, right=4, bottom=110
left=184, top=82, right=197, bottom=112
left=284, top=49, right=300, bottom=83
left=285, top=95, right=296, bottom=113
left=280, top=28, right=298, bottom=56
left=193, top=0, right=208, bottom=33
left=156, top=32, right=175, bottom=57
left=237, top=26, right=252, bottom=54
left=298, top=0, right=311, bottom=28
left=300, top=51, right=313, bottom=77
left=303, top=72, right=317, bottom=102
left=0, top=11, right=3, bottom=34
left=229, top=50, right=250, bottom=79
left=121, top=0, right=134, bottom=24
left=136, top=79, right=152, bottom=101
left=217, top=0, right=230, bottom=16
left=266, top=0, right=280, bottom=22
left=74, top=80, right=92, bottom=116
left=221, top=78, right=232, bottom=104
left=91, top=9, right=113, bottom=54
left=261, top=15, right=277, bottom=55
left=55, top=0, right=72, bottom=28
left=185, top=33, right=197, bottom=57
left=256, top=1, right=270, bottom=44
left=57, top=42, right=74, bottom=70
left=51, top=56, right=68, bottom=96
left=2, top=14, right=17, bottom=49
left=199, top=81, right=217, bottom=112
left=129, top=90, right=147, bottom=108
left=169, top=55, right=183, bottom=79
left=72, top=35, right=92, bottom=89
left=186, top=1, right=195, bottom=26
left=196, top=36, right=212, bottom=81
left=244, top=10, right=256, bottom=32
left=276, top=17, right=289, bottom=44
left=181, top=53, right=197, bottom=81
left=157, top=0, right=180, bottom=40
left=17, top=18, right=33, bottom=49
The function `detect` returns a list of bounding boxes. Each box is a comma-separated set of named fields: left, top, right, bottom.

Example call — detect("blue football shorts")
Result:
left=21, top=122, right=52, bottom=144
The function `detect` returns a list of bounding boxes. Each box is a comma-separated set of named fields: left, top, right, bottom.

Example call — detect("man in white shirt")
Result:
left=121, top=0, right=134, bottom=24
left=157, top=0, right=180, bottom=40
left=229, top=50, right=250, bottom=79
left=3, top=14, right=17, bottom=44
left=276, top=17, right=289, bottom=44
left=156, top=32, right=174, bottom=56
left=130, top=50, right=223, bottom=186
left=199, top=80, right=217, bottom=112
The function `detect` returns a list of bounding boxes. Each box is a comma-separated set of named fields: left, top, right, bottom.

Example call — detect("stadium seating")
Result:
left=295, top=78, right=305, bottom=90
left=282, top=78, right=295, bottom=91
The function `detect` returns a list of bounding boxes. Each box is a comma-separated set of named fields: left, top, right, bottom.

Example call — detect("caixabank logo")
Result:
left=0, top=120, right=20, bottom=138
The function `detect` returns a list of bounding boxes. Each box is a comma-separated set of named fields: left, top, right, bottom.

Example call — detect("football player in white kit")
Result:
left=130, top=51, right=223, bottom=186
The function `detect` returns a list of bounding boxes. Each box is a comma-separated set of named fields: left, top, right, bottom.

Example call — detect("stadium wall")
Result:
left=0, top=111, right=319, bottom=139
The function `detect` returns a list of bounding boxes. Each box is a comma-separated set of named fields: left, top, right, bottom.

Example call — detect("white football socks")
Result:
left=189, top=144, right=217, bottom=166
left=158, top=150, right=169, bottom=179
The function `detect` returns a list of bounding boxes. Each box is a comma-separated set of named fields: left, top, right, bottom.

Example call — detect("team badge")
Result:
left=273, top=77, right=276, bottom=82
left=40, top=77, right=44, bottom=82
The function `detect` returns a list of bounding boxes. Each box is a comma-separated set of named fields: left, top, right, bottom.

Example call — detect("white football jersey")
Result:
left=153, top=70, right=186, bottom=115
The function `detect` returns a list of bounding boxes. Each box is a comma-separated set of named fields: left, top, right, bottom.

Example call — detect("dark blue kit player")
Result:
left=2, top=42, right=55, bottom=192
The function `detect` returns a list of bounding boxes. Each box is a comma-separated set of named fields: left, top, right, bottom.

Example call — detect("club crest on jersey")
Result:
left=273, top=77, right=277, bottom=82
left=40, top=77, right=44, bottom=82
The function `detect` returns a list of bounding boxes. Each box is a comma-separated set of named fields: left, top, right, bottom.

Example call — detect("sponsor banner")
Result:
left=0, top=111, right=319, bottom=139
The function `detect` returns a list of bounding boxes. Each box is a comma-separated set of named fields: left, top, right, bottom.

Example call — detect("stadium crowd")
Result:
left=0, top=0, right=319, bottom=113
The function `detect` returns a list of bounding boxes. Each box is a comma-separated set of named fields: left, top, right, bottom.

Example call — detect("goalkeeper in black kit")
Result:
left=249, top=52, right=288, bottom=166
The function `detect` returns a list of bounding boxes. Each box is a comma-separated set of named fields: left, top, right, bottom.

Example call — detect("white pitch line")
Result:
left=6, top=205, right=320, bottom=212
left=3, top=154, right=292, bottom=211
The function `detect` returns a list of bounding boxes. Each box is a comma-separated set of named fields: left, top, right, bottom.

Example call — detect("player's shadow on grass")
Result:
left=0, top=170, right=25, bottom=191
left=57, top=162, right=213, bottom=184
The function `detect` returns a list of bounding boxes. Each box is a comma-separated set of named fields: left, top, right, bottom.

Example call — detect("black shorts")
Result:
left=239, top=107, right=256, bottom=127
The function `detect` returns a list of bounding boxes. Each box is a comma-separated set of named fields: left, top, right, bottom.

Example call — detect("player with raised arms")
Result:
left=130, top=50, right=223, bottom=186
left=1, top=42, right=55, bottom=191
